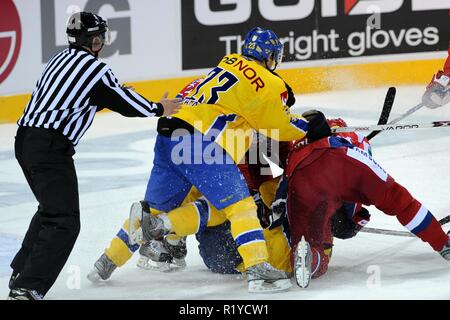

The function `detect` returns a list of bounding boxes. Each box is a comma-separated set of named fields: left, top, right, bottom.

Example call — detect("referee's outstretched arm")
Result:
left=91, top=68, right=181, bottom=118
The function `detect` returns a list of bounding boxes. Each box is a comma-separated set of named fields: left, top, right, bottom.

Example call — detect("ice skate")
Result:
left=141, top=212, right=170, bottom=241
left=129, top=201, right=147, bottom=245
left=8, top=272, right=19, bottom=290
left=7, top=288, right=43, bottom=300
left=163, top=234, right=187, bottom=269
left=293, top=236, right=313, bottom=288
left=87, top=253, right=117, bottom=282
left=137, top=238, right=185, bottom=272
left=439, top=232, right=450, bottom=260
left=246, top=262, right=292, bottom=293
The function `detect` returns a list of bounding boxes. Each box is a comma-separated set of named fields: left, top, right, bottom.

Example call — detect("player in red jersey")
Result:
left=286, top=111, right=450, bottom=288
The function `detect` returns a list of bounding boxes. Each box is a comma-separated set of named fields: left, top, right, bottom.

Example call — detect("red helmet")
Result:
left=327, top=118, right=348, bottom=128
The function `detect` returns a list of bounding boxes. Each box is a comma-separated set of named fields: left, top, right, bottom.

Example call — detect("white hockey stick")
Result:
left=387, top=102, right=424, bottom=124
left=333, top=120, right=450, bottom=133
left=360, top=226, right=415, bottom=237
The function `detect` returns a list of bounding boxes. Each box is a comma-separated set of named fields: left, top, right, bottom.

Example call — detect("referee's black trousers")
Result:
left=11, top=126, right=80, bottom=295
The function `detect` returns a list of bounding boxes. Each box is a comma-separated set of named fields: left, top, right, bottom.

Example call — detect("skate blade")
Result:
left=129, top=228, right=143, bottom=246
left=294, top=236, right=312, bottom=288
left=137, top=259, right=185, bottom=273
left=129, top=203, right=143, bottom=245
left=248, top=279, right=292, bottom=293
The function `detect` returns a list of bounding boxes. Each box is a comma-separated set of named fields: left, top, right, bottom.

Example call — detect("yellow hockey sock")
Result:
left=222, top=197, right=268, bottom=269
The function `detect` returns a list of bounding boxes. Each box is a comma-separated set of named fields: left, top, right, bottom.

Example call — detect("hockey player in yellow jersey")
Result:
left=88, top=174, right=292, bottom=279
left=142, top=27, right=308, bottom=293
left=90, top=27, right=309, bottom=293
left=171, top=44, right=308, bottom=164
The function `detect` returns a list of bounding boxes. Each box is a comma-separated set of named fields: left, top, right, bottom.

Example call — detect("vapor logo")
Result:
left=0, top=0, right=21, bottom=85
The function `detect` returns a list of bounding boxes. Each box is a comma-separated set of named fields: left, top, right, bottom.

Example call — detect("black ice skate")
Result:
left=7, top=288, right=43, bottom=300
left=8, top=272, right=19, bottom=290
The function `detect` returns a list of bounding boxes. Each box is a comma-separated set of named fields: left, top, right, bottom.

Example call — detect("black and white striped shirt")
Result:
left=18, top=46, right=163, bottom=145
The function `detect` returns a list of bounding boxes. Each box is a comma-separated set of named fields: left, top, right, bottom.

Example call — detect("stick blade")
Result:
left=366, top=87, right=396, bottom=140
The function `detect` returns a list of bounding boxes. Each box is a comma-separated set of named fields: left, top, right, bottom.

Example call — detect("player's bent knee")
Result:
left=222, top=196, right=257, bottom=218
left=196, top=222, right=242, bottom=274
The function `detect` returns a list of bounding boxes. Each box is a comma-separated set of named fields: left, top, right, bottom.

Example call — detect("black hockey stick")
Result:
left=439, top=215, right=450, bottom=226
left=366, top=87, right=396, bottom=140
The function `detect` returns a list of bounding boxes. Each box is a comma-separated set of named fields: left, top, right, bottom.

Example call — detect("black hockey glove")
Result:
left=252, top=191, right=270, bottom=228
left=331, top=206, right=370, bottom=239
left=268, top=176, right=288, bottom=230
left=302, top=109, right=331, bottom=143
left=268, top=197, right=287, bottom=230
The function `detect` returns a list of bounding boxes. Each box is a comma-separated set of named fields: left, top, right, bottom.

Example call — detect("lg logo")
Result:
left=41, top=0, right=131, bottom=62
left=0, top=0, right=21, bottom=85
left=194, top=0, right=450, bottom=25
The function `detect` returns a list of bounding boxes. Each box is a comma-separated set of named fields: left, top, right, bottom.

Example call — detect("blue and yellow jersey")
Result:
left=174, top=53, right=308, bottom=163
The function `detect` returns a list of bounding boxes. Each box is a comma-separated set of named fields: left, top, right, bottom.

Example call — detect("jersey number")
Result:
left=191, top=67, right=239, bottom=104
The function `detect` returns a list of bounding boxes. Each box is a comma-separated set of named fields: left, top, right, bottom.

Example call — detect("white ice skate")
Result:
left=129, top=201, right=145, bottom=245
left=439, top=231, right=450, bottom=260
left=246, top=262, right=292, bottom=293
left=293, top=236, right=313, bottom=288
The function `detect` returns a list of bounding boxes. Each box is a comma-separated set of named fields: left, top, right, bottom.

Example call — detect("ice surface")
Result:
left=1, top=85, right=449, bottom=299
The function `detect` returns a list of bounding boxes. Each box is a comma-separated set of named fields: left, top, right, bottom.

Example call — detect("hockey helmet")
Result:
left=242, top=27, right=283, bottom=70
left=66, top=12, right=110, bottom=49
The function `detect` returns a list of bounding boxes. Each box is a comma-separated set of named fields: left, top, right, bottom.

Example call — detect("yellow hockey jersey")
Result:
left=174, top=53, right=308, bottom=163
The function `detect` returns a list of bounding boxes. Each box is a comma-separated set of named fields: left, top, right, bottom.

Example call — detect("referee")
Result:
left=8, top=12, right=181, bottom=300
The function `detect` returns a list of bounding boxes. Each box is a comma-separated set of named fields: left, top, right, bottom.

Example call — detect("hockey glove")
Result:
left=302, top=110, right=332, bottom=143
left=422, top=70, right=450, bottom=109
left=331, top=206, right=370, bottom=240
left=252, top=191, right=270, bottom=228
left=268, top=197, right=287, bottom=230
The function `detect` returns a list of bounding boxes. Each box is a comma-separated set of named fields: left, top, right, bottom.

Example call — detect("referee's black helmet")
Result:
left=66, top=12, right=109, bottom=48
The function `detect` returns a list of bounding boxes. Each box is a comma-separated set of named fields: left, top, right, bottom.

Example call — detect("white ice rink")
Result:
left=1, top=85, right=449, bottom=299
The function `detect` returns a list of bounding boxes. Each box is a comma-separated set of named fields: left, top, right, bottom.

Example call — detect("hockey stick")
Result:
left=362, top=218, right=450, bottom=237
left=439, top=215, right=450, bottom=226
left=385, top=102, right=424, bottom=125
left=366, top=87, right=396, bottom=140
left=360, top=88, right=408, bottom=236
left=360, top=226, right=415, bottom=237
left=333, top=120, right=450, bottom=133
left=366, top=102, right=424, bottom=140
left=354, top=94, right=450, bottom=234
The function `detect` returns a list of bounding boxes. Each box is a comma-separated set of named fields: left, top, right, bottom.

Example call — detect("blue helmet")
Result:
left=242, top=27, right=283, bottom=70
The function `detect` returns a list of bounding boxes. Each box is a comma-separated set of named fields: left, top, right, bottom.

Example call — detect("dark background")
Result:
left=181, top=0, right=449, bottom=70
